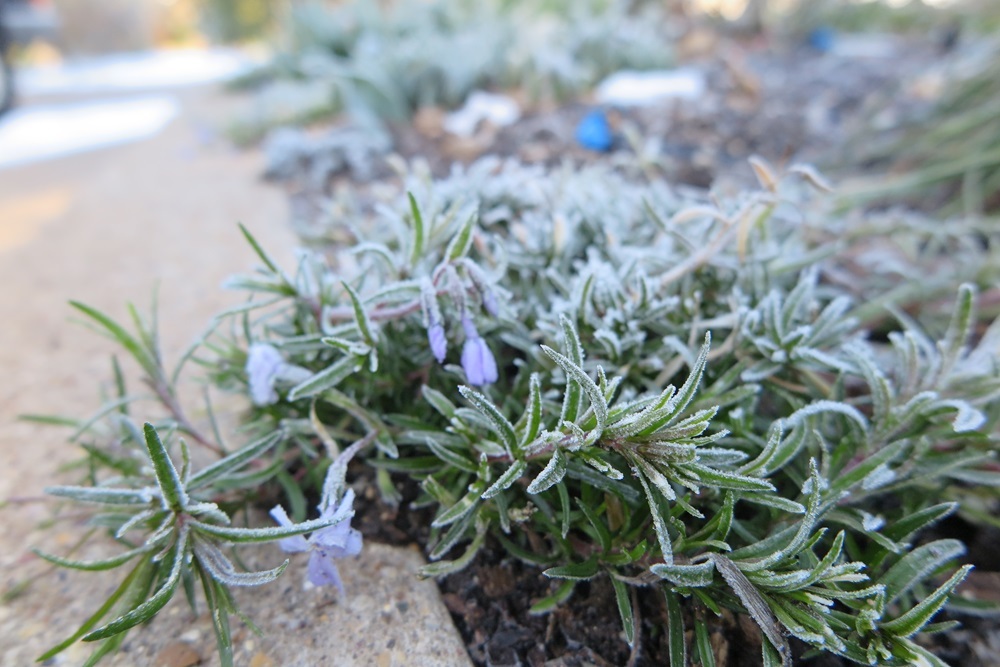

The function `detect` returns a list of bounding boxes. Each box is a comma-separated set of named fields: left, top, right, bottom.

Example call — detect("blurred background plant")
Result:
left=841, top=34, right=1000, bottom=217
left=227, top=0, right=675, bottom=143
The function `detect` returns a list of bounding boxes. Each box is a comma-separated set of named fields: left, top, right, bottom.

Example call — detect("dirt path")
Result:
left=0, top=86, right=469, bottom=666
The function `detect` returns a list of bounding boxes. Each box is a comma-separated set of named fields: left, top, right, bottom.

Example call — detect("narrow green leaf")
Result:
left=429, top=506, right=477, bottom=560
left=341, top=281, right=377, bottom=347
left=521, top=373, right=543, bottom=448
left=896, top=638, right=954, bottom=667
left=542, top=346, right=608, bottom=433
left=422, top=385, right=456, bottom=420
left=577, top=499, right=612, bottom=552
left=664, top=590, right=687, bottom=667
left=830, top=438, right=908, bottom=495
left=882, top=565, right=973, bottom=637
left=222, top=274, right=296, bottom=296
left=881, top=539, right=966, bottom=605
left=142, top=423, right=188, bottom=513
left=708, top=554, right=789, bottom=662
left=738, top=493, right=805, bottom=515
left=288, top=356, right=361, bottom=400
left=81, top=633, right=127, bottom=667
left=33, top=545, right=150, bottom=572
left=45, top=485, right=152, bottom=506
left=37, top=556, right=152, bottom=662
left=557, top=315, right=585, bottom=424
left=193, top=540, right=288, bottom=587
left=276, top=470, right=308, bottom=523
left=482, top=460, right=527, bottom=499
left=529, top=580, right=575, bottom=615
left=633, top=465, right=673, bottom=564
left=203, top=574, right=235, bottom=667
left=939, top=284, right=975, bottom=375
left=17, top=413, right=81, bottom=427
left=459, top=386, right=518, bottom=457
left=238, top=223, right=281, bottom=274
left=557, top=482, right=571, bottom=539
left=83, top=531, right=188, bottom=641
left=611, top=576, right=636, bottom=646
left=847, top=345, right=892, bottom=427
left=565, top=460, right=640, bottom=502
left=738, top=460, right=821, bottom=572
left=579, top=451, right=624, bottom=480
left=111, top=355, right=129, bottom=415
left=781, top=400, right=868, bottom=433
left=693, top=616, right=716, bottom=667
left=426, top=436, right=478, bottom=474
left=432, top=487, right=483, bottom=528
left=189, top=512, right=344, bottom=544
left=527, top=447, right=568, bottom=494
left=683, top=463, right=774, bottom=492
left=762, top=642, right=786, bottom=667
left=947, top=596, right=1000, bottom=617
left=652, top=560, right=716, bottom=588
left=883, top=503, right=957, bottom=543
left=640, top=332, right=712, bottom=436
left=408, top=192, right=425, bottom=265
left=445, top=213, right=476, bottom=261
left=70, top=301, right=158, bottom=379
left=187, top=431, right=284, bottom=490
left=543, top=556, right=599, bottom=581
left=418, top=525, right=486, bottom=579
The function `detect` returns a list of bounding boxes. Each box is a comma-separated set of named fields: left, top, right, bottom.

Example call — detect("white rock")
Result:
left=595, top=68, right=706, bottom=107
left=443, top=91, right=521, bottom=138
left=829, top=34, right=898, bottom=59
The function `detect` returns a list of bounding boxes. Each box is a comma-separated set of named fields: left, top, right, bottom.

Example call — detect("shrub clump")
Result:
left=35, top=157, right=1000, bottom=666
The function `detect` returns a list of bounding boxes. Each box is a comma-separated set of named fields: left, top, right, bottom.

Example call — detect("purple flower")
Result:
left=428, top=322, right=447, bottom=363
left=482, top=289, right=499, bottom=317
left=246, top=343, right=285, bottom=406
left=269, top=490, right=362, bottom=594
left=461, top=316, right=498, bottom=386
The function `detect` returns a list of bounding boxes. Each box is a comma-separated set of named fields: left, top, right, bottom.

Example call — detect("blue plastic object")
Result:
left=576, top=110, right=613, bottom=152
left=808, top=27, right=836, bottom=54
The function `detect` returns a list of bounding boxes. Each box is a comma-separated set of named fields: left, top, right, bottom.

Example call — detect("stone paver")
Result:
left=0, top=86, right=470, bottom=667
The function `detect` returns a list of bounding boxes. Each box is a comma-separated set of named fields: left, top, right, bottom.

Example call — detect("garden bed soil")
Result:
left=350, top=462, right=1000, bottom=667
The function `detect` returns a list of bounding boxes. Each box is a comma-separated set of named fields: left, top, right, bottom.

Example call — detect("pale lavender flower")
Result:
left=246, top=343, right=285, bottom=406
left=428, top=319, right=447, bottom=363
left=269, top=490, right=362, bottom=594
left=461, top=316, right=498, bottom=386
left=482, top=289, right=499, bottom=317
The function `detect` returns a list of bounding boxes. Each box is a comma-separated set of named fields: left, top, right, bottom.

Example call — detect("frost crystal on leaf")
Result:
left=460, top=315, right=498, bottom=386
left=270, top=490, right=362, bottom=594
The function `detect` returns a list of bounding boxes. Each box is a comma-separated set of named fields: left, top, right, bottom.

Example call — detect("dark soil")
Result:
left=345, top=458, right=1000, bottom=667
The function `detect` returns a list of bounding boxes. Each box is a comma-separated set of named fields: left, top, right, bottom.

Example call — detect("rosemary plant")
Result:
left=35, top=157, right=1000, bottom=666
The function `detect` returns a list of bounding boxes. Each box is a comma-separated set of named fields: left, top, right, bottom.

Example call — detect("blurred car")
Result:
left=1, top=0, right=60, bottom=114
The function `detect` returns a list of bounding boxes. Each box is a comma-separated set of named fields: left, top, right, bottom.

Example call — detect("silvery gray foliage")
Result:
left=213, top=157, right=997, bottom=665
left=36, top=157, right=1000, bottom=666
left=263, top=122, right=393, bottom=187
